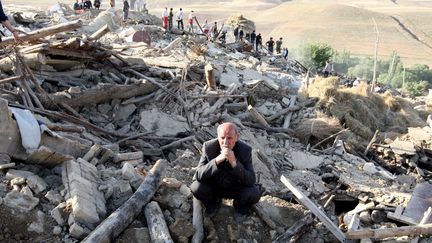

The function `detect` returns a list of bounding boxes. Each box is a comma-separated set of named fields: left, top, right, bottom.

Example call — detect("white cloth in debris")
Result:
left=9, top=107, right=41, bottom=153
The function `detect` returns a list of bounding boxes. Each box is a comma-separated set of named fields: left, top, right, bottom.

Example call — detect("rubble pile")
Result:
left=1, top=4, right=432, bottom=243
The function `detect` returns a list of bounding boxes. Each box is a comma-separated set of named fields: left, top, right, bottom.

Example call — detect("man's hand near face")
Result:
left=215, top=146, right=237, bottom=167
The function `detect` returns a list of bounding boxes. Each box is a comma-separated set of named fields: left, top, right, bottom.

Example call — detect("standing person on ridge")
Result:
left=188, top=10, right=194, bottom=33
left=176, top=8, right=184, bottom=30
left=168, top=8, right=174, bottom=32
left=162, top=7, right=168, bottom=31
left=255, top=33, right=262, bottom=51
left=266, top=37, right=275, bottom=54
left=276, top=37, right=283, bottom=54
left=123, top=0, right=129, bottom=21
left=233, top=25, right=239, bottom=41
left=250, top=30, right=256, bottom=45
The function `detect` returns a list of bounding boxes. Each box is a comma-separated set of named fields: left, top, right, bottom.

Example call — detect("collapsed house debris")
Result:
left=1, top=4, right=432, bottom=243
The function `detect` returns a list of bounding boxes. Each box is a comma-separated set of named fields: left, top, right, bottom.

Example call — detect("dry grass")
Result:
left=294, top=116, right=343, bottom=145
left=305, top=76, right=426, bottom=142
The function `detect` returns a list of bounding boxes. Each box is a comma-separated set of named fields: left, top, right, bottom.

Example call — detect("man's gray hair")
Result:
left=217, top=122, right=238, bottom=135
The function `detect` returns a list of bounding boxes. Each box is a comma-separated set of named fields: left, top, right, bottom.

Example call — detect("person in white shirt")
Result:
left=188, top=10, right=194, bottom=33
left=162, top=7, right=168, bottom=30
left=176, top=8, right=184, bottom=30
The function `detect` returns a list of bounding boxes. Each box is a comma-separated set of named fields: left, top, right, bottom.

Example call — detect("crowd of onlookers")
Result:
left=72, top=1, right=289, bottom=58
left=160, top=7, right=289, bottom=57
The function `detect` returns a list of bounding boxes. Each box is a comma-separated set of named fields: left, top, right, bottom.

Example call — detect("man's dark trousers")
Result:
left=191, top=180, right=260, bottom=214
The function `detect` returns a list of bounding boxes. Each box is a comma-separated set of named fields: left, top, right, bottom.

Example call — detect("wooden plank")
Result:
left=346, top=223, right=432, bottom=239
left=280, top=175, right=346, bottom=242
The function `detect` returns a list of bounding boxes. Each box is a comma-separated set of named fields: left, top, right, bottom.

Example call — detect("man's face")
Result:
left=217, top=125, right=238, bottom=150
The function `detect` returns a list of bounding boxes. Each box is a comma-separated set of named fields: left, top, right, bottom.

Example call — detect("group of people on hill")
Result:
left=233, top=25, right=288, bottom=58
left=73, top=0, right=100, bottom=11
left=73, top=0, right=147, bottom=21
left=161, top=7, right=196, bottom=33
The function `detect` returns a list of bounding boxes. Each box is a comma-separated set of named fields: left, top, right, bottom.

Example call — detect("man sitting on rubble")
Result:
left=190, top=122, right=261, bottom=223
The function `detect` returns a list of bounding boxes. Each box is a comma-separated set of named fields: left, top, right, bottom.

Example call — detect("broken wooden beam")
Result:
left=41, top=82, right=157, bottom=108
left=274, top=212, right=314, bottom=243
left=0, top=163, right=16, bottom=170
left=81, top=159, right=167, bottom=243
left=283, top=95, right=297, bottom=129
left=0, top=20, right=83, bottom=46
left=46, top=123, right=86, bottom=133
left=281, top=175, right=346, bottom=242
left=144, top=201, right=174, bottom=243
left=192, top=197, right=204, bottom=243
left=248, top=105, right=269, bottom=128
left=88, top=24, right=110, bottom=41
left=0, top=53, right=47, bottom=72
left=205, top=63, right=216, bottom=90
left=0, top=75, right=23, bottom=85
left=346, top=223, right=432, bottom=240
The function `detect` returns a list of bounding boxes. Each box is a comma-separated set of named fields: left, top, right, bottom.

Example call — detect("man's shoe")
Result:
left=233, top=211, right=249, bottom=223
left=204, top=201, right=221, bottom=218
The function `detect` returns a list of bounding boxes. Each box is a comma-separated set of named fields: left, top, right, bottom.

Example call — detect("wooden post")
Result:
left=88, top=24, right=110, bottom=41
left=0, top=20, right=83, bottom=46
left=247, top=105, right=269, bottom=127
left=346, top=223, right=432, bottom=239
left=282, top=95, right=297, bottom=129
left=144, top=201, right=174, bottom=243
left=81, top=159, right=167, bottom=243
left=280, top=175, right=346, bottom=242
left=371, top=18, right=379, bottom=93
left=192, top=197, right=204, bottom=243
left=0, top=53, right=47, bottom=72
left=205, top=63, right=216, bottom=90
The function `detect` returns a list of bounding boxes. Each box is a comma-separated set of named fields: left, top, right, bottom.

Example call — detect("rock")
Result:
left=359, top=211, right=372, bottom=224
left=51, top=202, right=68, bottom=225
left=5, top=169, right=34, bottom=180
left=254, top=195, right=304, bottom=227
left=10, top=177, right=26, bottom=186
left=169, top=218, right=195, bottom=240
left=390, top=138, right=416, bottom=155
left=53, top=226, right=62, bottom=235
left=45, top=190, right=63, bottom=205
left=115, top=104, right=136, bottom=122
left=69, top=222, right=90, bottom=239
left=173, top=149, right=196, bottom=168
left=0, top=197, right=2, bottom=205
left=140, top=108, right=190, bottom=137
left=121, top=162, right=137, bottom=180
left=97, top=103, right=112, bottom=114
left=371, top=209, right=387, bottom=223
left=408, top=127, right=432, bottom=142
left=0, top=153, right=11, bottom=164
left=289, top=150, right=323, bottom=169
left=220, top=68, right=241, bottom=87
left=179, top=184, right=192, bottom=197
left=3, top=190, right=39, bottom=212
left=116, top=228, right=151, bottom=243
left=28, top=210, right=45, bottom=234
left=27, top=175, right=48, bottom=194
left=20, top=185, right=33, bottom=197
left=162, top=177, right=182, bottom=188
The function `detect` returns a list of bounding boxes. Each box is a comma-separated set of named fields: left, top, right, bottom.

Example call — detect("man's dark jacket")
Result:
left=194, top=138, right=256, bottom=188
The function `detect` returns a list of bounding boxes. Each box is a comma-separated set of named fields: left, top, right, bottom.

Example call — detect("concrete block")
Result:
left=27, top=175, right=48, bottom=194
left=68, top=196, right=100, bottom=224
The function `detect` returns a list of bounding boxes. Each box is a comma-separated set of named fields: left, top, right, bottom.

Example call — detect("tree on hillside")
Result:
left=297, top=42, right=334, bottom=71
